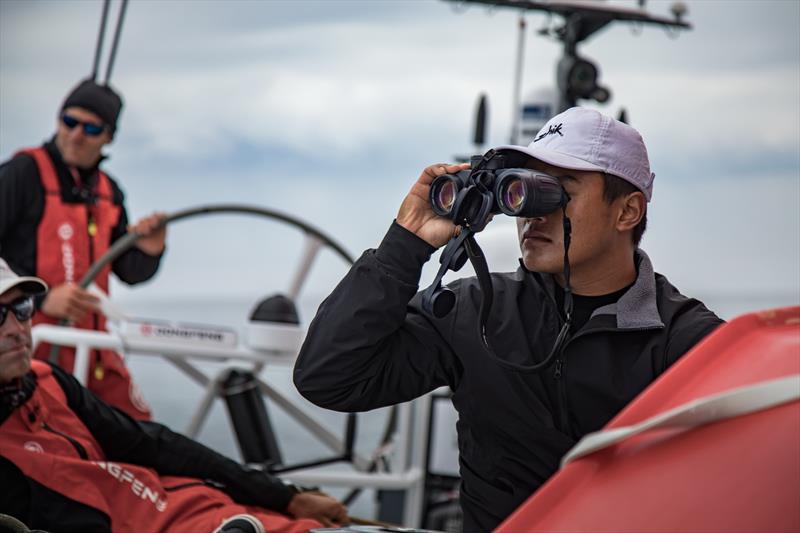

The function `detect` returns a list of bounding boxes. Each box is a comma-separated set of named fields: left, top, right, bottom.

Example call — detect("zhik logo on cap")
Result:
left=534, top=123, right=563, bottom=142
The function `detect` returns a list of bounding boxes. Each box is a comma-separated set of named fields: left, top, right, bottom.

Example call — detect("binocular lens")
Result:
left=495, top=171, right=566, bottom=217
left=428, top=163, right=566, bottom=222
left=433, top=180, right=458, bottom=215
left=502, top=179, right=525, bottom=212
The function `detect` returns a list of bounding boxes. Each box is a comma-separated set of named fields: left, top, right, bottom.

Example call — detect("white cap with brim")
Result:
left=493, top=106, right=655, bottom=201
left=0, top=259, right=48, bottom=298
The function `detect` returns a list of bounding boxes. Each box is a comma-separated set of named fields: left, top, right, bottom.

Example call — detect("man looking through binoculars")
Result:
left=294, top=107, right=723, bottom=531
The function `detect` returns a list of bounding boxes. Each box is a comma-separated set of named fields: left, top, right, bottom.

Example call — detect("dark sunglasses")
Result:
left=0, top=297, right=35, bottom=327
left=61, top=114, right=106, bottom=136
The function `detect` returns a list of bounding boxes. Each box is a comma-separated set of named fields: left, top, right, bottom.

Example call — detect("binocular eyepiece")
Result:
left=430, top=153, right=568, bottom=230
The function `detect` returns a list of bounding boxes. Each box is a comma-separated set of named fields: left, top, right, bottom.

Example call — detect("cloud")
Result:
left=2, top=0, right=798, bottom=306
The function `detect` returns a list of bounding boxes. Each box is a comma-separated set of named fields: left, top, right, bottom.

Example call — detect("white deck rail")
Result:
left=31, top=323, right=430, bottom=527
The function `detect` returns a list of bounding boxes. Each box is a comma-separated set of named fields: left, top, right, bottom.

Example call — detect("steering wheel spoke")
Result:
left=288, top=234, right=325, bottom=300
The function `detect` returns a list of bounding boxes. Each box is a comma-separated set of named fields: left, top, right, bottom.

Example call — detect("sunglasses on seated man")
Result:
left=0, top=297, right=35, bottom=326
left=61, top=114, right=106, bottom=136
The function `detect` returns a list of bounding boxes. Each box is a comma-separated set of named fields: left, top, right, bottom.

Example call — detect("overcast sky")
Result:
left=1, top=0, right=798, bottom=319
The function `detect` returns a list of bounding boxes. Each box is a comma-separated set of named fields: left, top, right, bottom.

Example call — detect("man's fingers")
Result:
left=131, top=221, right=154, bottom=235
left=73, top=294, right=101, bottom=312
left=129, top=212, right=167, bottom=235
left=424, top=163, right=469, bottom=176
left=418, top=163, right=449, bottom=185
left=72, top=299, right=99, bottom=314
left=419, top=162, right=470, bottom=184
left=325, top=501, right=348, bottom=524
left=66, top=291, right=100, bottom=321
left=65, top=307, right=86, bottom=323
left=74, top=289, right=100, bottom=305
left=67, top=303, right=91, bottom=322
left=141, top=214, right=165, bottom=232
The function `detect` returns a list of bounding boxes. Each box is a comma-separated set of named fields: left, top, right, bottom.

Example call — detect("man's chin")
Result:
left=62, top=152, right=88, bottom=168
left=521, top=254, right=563, bottom=274
left=0, top=350, right=32, bottom=382
left=59, top=146, right=93, bottom=168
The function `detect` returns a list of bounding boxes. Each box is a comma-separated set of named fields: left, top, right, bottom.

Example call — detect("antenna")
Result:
left=453, top=93, right=489, bottom=162
left=509, top=16, right=526, bottom=144
left=104, top=0, right=129, bottom=84
left=474, top=93, right=488, bottom=150
left=91, top=0, right=111, bottom=81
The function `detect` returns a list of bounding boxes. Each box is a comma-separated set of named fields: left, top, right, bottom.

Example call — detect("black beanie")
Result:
left=61, top=78, right=124, bottom=133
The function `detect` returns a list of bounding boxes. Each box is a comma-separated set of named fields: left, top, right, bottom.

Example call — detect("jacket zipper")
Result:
left=553, top=358, right=571, bottom=435
left=552, top=325, right=664, bottom=437
left=532, top=268, right=665, bottom=438
left=42, top=421, right=89, bottom=459
left=87, top=207, right=96, bottom=283
left=537, top=277, right=574, bottom=436
left=552, top=329, right=618, bottom=437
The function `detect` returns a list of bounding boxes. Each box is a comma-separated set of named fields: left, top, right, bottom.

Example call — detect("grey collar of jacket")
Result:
left=597, top=249, right=665, bottom=329
left=520, top=249, right=665, bottom=331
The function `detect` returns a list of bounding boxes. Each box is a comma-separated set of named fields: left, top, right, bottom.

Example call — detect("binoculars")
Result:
left=423, top=152, right=576, bottom=371
left=429, top=153, right=568, bottom=230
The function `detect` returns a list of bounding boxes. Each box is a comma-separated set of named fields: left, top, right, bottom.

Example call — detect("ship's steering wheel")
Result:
left=77, top=204, right=355, bottom=289
left=49, top=204, right=396, bottom=486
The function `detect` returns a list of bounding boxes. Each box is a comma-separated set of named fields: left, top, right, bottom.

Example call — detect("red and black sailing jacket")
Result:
left=0, top=361, right=296, bottom=531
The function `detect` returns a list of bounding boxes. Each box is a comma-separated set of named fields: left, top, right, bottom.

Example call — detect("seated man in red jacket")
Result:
left=0, top=259, right=347, bottom=533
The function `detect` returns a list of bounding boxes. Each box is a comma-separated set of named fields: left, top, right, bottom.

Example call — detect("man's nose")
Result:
left=67, top=126, right=85, bottom=141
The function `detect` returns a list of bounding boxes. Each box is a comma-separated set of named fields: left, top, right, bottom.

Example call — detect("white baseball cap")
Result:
left=0, top=259, right=47, bottom=298
left=495, top=106, right=655, bottom=201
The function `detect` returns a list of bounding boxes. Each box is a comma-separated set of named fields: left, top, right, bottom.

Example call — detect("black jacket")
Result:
left=0, top=363, right=295, bottom=531
left=0, top=140, right=161, bottom=300
left=294, top=222, right=723, bottom=532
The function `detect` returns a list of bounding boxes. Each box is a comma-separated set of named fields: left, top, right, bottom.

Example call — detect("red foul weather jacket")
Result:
left=0, top=360, right=319, bottom=533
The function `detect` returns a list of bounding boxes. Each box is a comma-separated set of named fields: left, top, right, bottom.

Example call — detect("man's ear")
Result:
left=616, top=191, right=645, bottom=233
